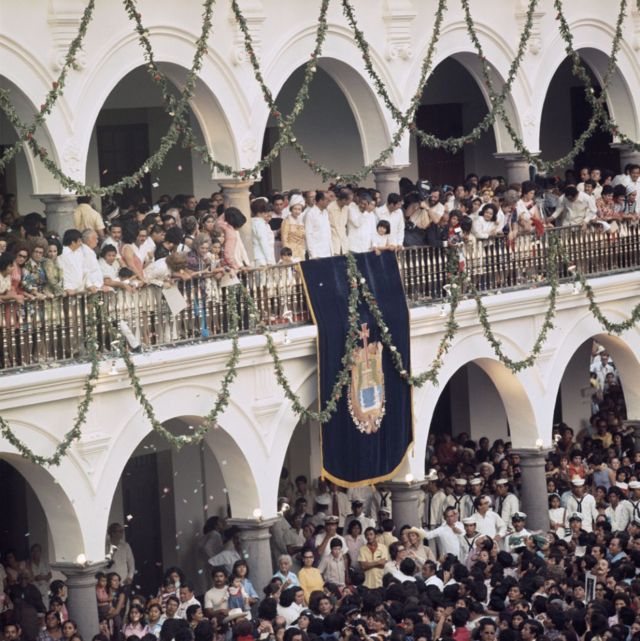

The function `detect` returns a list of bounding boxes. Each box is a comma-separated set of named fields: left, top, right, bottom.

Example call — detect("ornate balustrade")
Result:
left=1, top=223, right=639, bottom=372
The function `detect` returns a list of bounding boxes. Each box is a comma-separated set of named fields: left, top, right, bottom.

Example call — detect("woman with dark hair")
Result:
left=62, top=620, right=78, bottom=640
left=231, top=560, right=258, bottom=607
left=344, top=520, right=365, bottom=569
left=215, top=207, right=249, bottom=287
left=155, top=566, right=186, bottom=611
left=105, top=573, right=126, bottom=639
left=43, top=238, right=64, bottom=297
left=472, top=204, right=499, bottom=239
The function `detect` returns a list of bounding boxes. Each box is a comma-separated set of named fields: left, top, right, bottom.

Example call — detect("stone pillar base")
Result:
left=378, top=480, right=423, bottom=529
left=37, top=194, right=78, bottom=236
left=514, top=447, right=551, bottom=532
left=610, top=143, right=640, bottom=173
left=51, top=562, right=104, bottom=640
left=227, top=516, right=278, bottom=595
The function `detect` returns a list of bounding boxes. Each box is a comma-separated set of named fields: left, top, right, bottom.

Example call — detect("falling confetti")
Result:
left=175, top=545, right=180, bottom=550
left=177, top=164, right=183, bottom=171
left=126, top=514, right=133, bottom=521
left=102, top=169, right=109, bottom=175
left=163, top=487, right=170, bottom=494
left=197, top=569, right=204, bottom=575
left=221, top=460, right=227, bottom=465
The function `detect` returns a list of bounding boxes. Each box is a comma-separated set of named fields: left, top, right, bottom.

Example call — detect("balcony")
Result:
left=1, top=223, right=639, bottom=373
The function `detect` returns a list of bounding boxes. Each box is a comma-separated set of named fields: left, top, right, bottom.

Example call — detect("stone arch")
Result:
left=97, top=383, right=265, bottom=526
left=533, top=21, right=640, bottom=145
left=74, top=28, right=244, bottom=177
left=258, top=25, right=396, bottom=166
left=0, top=68, right=65, bottom=195
left=408, top=22, right=528, bottom=152
left=412, top=331, right=543, bottom=461
left=546, top=310, right=640, bottom=424
left=0, top=433, right=84, bottom=561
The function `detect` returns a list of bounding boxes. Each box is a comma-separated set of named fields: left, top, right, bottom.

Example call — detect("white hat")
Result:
left=425, top=469, right=438, bottom=482
left=462, top=517, right=477, bottom=525
left=495, top=478, right=509, bottom=485
left=223, top=608, right=249, bottom=624
left=479, top=462, right=495, bottom=475
left=289, top=194, right=305, bottom=208
left=616, top=482, right=629, bottom=490
left=512, top=511, right=527, bottom=521
left=315, top=494, right=331, bottom=506
left=469, top=478, right=483, bottom=486
left=568, top=512, right=583, bottom=521
left=571, top=476, right=585, bottom=486
left=454, top=478, right=467, bottom=485
left=629, top=481, right=640, bottom=490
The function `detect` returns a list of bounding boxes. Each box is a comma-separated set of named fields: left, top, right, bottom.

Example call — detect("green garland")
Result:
left=0, top=0, right=216, bottom=197
left=0, top=0, right=96, bottom=171
left=118, top=284, right=242, bottom=448
left=0, top=296, right=101, bottom=465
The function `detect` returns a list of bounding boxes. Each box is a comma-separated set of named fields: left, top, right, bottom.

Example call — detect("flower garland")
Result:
left=0, top=296, right=102, bottom=466
left=118, top=284, right=242, bottom=449
left=0, top=0, right=96, bottom=171
left=460, top=0, right=627, bottom=170
left=0, top=0, right=216, bottom=197
left=341, top=0, right=538, bottom=155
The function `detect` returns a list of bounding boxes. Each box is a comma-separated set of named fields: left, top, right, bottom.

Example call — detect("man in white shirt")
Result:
left=458, top=517, right=481, bottom=564
left=590, top=350, right=618, bottom=388
left=251, top=206, right=276, bottom=267
left=470, top=495, right=507, bottom=541
left=343, top=500, right=375, bottom=534
left=348, top=193, right=377, bottom=253
left=376, top=193, right=405, bottom=246
left=423, top=470, right=447, bottom=532
left=106, top=522, right=135, bottom=586
left=494, top=479, right=519, bottom=533
left=421, top=560, right=444, bottom=590
left=304, top=191, right=332, bottom=258
left=564, top=476, right=598, bottom=532
left=59, top=229, right=86, bottom=294
left=81, top=229, right=104, bottom=291
left=176, top=583, right=201, bottom=619
left=445, top=479, right=474, bottom=520
left=504, top=512, right=531, bottom=552
left=605, top=487, right=633, bottom=532
left=327, top=188, right=351, bottom=255
left=203, top=567, right=229, bottom=617
left=423, top=506, right=463, bottom=560
left=550, top=186, right=597, bottom=226
left=102, top=221, right=124, bottom=258
left=314, top=516, right=346, bottom=560
left=624, top=164, right=640, bottom=194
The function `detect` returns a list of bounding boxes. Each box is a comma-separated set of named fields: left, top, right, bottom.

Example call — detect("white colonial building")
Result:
left=2, top=1, right=640, bottom=638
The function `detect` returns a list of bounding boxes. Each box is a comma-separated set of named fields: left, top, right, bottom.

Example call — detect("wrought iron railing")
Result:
left=1, top=223, right=639, bottom=372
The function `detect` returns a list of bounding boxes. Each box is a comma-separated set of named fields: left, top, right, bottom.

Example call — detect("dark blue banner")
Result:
left=299, top=251, right=413, bottom=487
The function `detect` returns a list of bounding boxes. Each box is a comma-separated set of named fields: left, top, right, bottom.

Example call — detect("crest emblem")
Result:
left=348, top=323, right=386, bottom=434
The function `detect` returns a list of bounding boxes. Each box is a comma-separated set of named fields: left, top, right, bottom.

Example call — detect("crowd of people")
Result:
left=0, top=336, right=636, bottom=641
left=1, top=162, right=640, bottom=311
left=1, top=161, right=640, bottom=641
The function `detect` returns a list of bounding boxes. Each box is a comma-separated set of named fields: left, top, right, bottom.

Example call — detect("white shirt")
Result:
left=376, top=206, right=405, bottom=245
left=564, top=492, right=598, bottom=532
left=472, top=217, right=497, bottom=239
left=252, top=217, right=275, bottom=266
left=347, top=206, right=377, bottom=253
left=80, top=244, right=104, bottom=288
left=424, top=575, right=444, bottom=590
left=471, top=510, right=507, bottom=538
left=605, top=500, right=633, bottom=532
left=424, top=521, right=463, bottom=559
left=108, top=539, right=135, bottom=582
left=551, top=192, right=597, bottom=225
left=494, top=493, right=519, bottom=531
left=314, top=533, right=347, bottom=560
left=176, top=595, right=201, bottom=619
left=59, top=246, right=85, bottom=291
left=304, top=206, right=332, bottom=258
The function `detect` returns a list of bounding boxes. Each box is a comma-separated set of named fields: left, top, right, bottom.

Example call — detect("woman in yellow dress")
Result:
left=281, top=194, right=307, bottom=261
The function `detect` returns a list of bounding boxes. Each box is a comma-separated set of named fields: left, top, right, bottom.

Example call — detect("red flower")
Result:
left=26, top=132, right=33, bottom=141
left=52, top=81, right=59, bottom=90
left=153, top=74, right=161, bottom=82
left=40, top=104, right=46, bottom=112
left=272, top=110, right=281, bottom=118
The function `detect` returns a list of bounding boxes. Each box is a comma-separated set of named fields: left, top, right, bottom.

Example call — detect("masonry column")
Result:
left=610, top=143, right=640, bottom=172
left=373, top=166, right=405, bottom=201
left=37, top=194, right=77, bottom=236
left=219, top=179, right=255, bottom=263
left=514, top=448, right=550, bottom=531
left=227, top=517, right=277, bottom=593
left=51, top=562, right=103, bottom=639
left=379, top=481, right=422, bottom=528
left=493, top=154, right=533, bottom=186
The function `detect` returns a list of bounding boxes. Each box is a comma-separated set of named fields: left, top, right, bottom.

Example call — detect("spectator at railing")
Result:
left=74, top=196, right=105, bottom=239
left=42, top=239, right=64, bottom=298
left=549, top=185, right=597, bottom=227
left=280, top=194, right=306, bottom=261
left=304, top=191, right=332, bottom=259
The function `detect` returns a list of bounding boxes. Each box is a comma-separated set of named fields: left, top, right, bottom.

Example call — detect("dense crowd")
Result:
left=1, top=163, right=640, bottom=311
left=0, top=331, right=636, bottom=641
left=1, top=161, right=639, bottom=641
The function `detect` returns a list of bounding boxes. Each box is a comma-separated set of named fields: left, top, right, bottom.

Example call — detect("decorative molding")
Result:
left=229, top=0, right=266, bottom=66
left=515, top=5, right=545, bottom=55
left=383, top=0, right=416, bottom=61
left=47, top=0, right=86, bottom=71
left=240, top=134, right=258, bottom=166
left=631, top=3, right=640, bottom=51
left=75, top=431, right=111, bottom=476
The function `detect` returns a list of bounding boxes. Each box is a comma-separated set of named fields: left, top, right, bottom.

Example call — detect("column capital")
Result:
left=218, top=179, right=255, bottom=192
left=227, top=516, right=279, bottom=535
left=50, top=561, right=106, bottom=586
left=378, top=480, right=424, bottom=494
left=513, top=446, right=553, bottom=462
left=492, top=152, right=539, bottom=163
left=372, top=165, right=410, bottom=176
left=36, top=193, right=78, bottom=235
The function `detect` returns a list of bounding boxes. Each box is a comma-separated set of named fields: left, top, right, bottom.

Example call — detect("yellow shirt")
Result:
left=298, top=566, right=324, bottom=605
left=357, top=542, right=389, bottom=589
